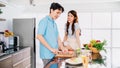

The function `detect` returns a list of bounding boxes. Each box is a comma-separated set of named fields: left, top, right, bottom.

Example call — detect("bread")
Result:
left=55, top=50, right=75, bottom=58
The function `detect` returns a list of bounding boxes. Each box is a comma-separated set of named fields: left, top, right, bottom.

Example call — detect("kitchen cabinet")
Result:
left=0, top=55, right=12, bottom=68
left=13, top=47, right=31, bottom=68
left=0, top=47, right=31, bottom=68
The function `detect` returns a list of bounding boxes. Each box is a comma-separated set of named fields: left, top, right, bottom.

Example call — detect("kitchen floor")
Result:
left=36, top=41, right=44, bottom=68
left=36, top=62, right=43, bottom=68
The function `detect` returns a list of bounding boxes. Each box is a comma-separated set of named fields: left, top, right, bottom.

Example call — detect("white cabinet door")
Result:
left=112, top=48, right=120, bottom=68
left=112, top=30, right=120, bottom=47
left=92, top=13, right=111, bottom=28
left=78, top=13, right=92, bottom=29
left=112, top=12, right=120, bottom=47
left=92, top=30, right=111, bottom=47
left=112, top=12, right=120, bottom=28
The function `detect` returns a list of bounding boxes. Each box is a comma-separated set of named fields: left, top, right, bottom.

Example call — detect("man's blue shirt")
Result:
left=37, top=15, right=59, bottom=59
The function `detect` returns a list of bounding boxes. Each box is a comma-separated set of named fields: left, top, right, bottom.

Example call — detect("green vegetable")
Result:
left=85, top=40, right=107, bottom=52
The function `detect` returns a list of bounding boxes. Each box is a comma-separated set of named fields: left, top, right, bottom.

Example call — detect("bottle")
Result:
left=0, top=32, right=4, bottom=41
left=13, top=36, right=19, bottom=51
left=60, top=61, right=65, bottom=68
left=0, top=41, right=6, bottom=53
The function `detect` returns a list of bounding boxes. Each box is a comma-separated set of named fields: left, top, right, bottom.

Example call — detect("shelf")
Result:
left=0, top=3, right=5, bottom=7
left=0, top=3, right=6, bottom=21
left=0, top=18, right=6, bottom=21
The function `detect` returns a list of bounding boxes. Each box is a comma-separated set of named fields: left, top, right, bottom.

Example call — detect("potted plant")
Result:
left=0, top=9, right=3, bottom=14
left=84, top=40, right=107, bottom=53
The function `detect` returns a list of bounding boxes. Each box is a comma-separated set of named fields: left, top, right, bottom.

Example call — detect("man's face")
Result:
left=50, top=9, right=62, bottom=20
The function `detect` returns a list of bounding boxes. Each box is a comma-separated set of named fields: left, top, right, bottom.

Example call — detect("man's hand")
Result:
left=50, top=48, right=59, bottom=54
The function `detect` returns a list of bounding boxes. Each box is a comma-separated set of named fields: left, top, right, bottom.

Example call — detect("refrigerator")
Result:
left=13, top=18, right=36, bottom=68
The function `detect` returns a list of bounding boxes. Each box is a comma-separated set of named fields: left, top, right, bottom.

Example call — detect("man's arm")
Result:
left=37, top=34, right=58, bottom=54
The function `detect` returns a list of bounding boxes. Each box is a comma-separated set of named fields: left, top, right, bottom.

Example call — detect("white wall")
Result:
left=0, top=3, right=24, bottom=31
left=1, top=1, right=120, bottom=31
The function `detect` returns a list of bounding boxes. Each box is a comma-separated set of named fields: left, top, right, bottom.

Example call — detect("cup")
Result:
left=4, top=37, right=9, bottom=48
left=81, top=50, right=92, bottom=62
left=81, top=55, right=89, bottom=68
left=76, top=48, right=81, bottom=57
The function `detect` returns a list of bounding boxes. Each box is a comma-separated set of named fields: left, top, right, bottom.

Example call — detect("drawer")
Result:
left=13, top=61, right=23, bottom=68
left=0, top=55, right=12, bottom=68
left=26, top=64, right=31, bottom=68
left=13, top=57, right=31, bottom=68
left=12, top=50, right=24, bottom=64
left=23, top=57, right=31, bottom=67
left=23, top=47, right=31, bottom=58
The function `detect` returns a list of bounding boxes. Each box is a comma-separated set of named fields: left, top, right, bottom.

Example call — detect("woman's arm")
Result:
left=58, top=35, right=69, bottom=51
left=63, top=32, right=68, bottom=42
left=58, top=36, right=64, bottom=50
left=75, top=29, right=81, bottom=48
left=63, top=32, right=73, bottom=50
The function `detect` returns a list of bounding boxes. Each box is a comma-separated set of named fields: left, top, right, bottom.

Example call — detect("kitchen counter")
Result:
left=0, top=46, right=31, bottom=68
left=44, top=50, right=106, bottom=68
left=0, top=46, right=29, bottom=59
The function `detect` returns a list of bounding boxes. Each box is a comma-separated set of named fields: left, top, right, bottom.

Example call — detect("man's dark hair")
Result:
left=50, top=2, right=64, bottom=13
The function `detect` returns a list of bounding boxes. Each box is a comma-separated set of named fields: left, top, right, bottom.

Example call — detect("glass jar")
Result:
left=0, top=32, right=4, bottom=42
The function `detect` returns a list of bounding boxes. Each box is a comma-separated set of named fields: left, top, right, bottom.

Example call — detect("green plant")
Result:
left=85, top=40, right=107, bottom=52
left=0, top=9, right=3, bottom=14
left=92, top=58, right=106, bottom=66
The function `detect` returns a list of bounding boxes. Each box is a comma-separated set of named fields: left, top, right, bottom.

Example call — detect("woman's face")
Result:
left=67, top=13, right=75, bottom=23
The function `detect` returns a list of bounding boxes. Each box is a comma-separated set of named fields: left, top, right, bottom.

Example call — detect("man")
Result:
left=37, top=2, right=65, bottom=67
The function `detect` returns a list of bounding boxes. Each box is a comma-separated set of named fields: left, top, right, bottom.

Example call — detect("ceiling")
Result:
left=1, top=0, right=120, bottom=13
left=33, top=0, right=120, bottom=4
left=3, top=0, right=120, bottom=6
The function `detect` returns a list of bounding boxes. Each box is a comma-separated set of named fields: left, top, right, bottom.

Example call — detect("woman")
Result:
left=63, top=10, right=81, bottom=50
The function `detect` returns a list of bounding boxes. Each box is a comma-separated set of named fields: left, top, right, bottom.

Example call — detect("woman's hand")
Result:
left=65, top=45, right=73, bottom=50
left=61, top=47, right=69, bottom=53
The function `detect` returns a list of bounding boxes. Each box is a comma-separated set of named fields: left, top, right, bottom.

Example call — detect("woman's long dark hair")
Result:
left=66, top=10, right=78, bottom=35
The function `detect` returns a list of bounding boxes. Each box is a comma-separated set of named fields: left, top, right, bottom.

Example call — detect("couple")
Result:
left=37, top=2, right=81, bottom=67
